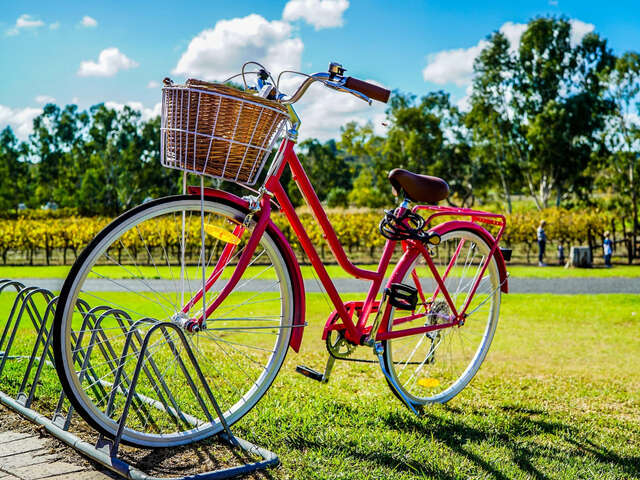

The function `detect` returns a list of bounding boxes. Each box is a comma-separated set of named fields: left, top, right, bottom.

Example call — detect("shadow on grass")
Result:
left=285, top=435, right=458, bottom=480
left=381, top=406, right=639, bottom=480
left=564, top=436, right=640, bottom=479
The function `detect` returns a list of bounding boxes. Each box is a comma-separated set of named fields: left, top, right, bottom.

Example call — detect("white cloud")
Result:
left=0, top=105, right=42, bottom=140
left=105, top=101, right=162, bottom=121
left=282, top=0, right=349, bottom=30
left=172, top=14, right=303, bottom=81
left=456, top=84, right=474, bottom=112
left=569, top=19, right=594, bottom=46
left=80, top=15, right=98, bottom=28
left=422, top=19, right=594, bottom=87
left=499, top=21, right=528, bottom=52
left=49, top=21, right=60, bottom=30
left=147, top=80, right=161, bottom=89
left=172, top=11, right=383, bottom=141
left=35, top=95, right=56, bottom=104
left=6, top=14, right=45, bottom=36
left=294, top=81, right=387, bottom=141
left=77, top=47, right=138, bottom=77
left=422, top=42, right=487, bottom=87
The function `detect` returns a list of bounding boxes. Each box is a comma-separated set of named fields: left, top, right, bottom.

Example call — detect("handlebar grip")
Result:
left=345, top=77, right=391, bottom=103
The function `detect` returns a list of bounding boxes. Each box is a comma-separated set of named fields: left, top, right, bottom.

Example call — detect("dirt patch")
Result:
left=0, top=402, right=276, bottom=479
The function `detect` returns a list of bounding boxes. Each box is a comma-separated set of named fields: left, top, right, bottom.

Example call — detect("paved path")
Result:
left=12, top=277, right=640, bottom=294
left=0, top=431, right=115, bottom=480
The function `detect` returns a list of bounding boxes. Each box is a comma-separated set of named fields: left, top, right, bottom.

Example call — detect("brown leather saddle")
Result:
left=388, top=168, right=449, bottom=204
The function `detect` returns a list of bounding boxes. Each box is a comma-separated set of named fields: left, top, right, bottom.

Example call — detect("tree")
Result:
left=468, top=31, right=522, bottom=213
left=0, top=127, right=30, bottom=211
left=516, top=22, right=614, bottom=207
left=472, top=18, right=615, bottom=209
left=289, top=138, right=352, bottom=204
left=602, top=51, right=640, bottom=242
left=381, top=91, right=481, bottom=207
left=347, top=167, right=388, bottom=208
left=30, top=104, right=89, bottom=208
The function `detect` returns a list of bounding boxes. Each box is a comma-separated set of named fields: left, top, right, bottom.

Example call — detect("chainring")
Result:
left=325, top=330, right=357, bottom=359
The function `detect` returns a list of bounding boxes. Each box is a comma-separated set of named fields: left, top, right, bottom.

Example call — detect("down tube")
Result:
left=265, top=146, right=362, bottom=342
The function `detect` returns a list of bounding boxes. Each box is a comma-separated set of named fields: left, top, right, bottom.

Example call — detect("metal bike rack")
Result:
left=0, top=278, right=279, bottom=480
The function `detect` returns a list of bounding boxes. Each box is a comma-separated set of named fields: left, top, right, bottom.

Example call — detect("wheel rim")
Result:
left=56, top=198, right=293, bottom=447
left=384, top=229, right=500, bottom=404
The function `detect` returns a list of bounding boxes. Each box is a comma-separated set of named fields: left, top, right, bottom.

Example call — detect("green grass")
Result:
left=0, top=292, right=638, bottom=479
left=506, top=264, right=640, bottom=278
left=3, top=262, right=640, bottom=280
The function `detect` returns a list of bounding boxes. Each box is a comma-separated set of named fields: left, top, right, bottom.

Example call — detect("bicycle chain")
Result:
left=325, top=321, right=445, bottom=367
left=325, top=331, right=378, bottom=364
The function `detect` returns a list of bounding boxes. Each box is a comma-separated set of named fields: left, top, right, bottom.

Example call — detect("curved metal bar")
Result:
left=18, top=296, right=59, bottom=407
left=0, top=279, right=26, bottom=294
left=0, top=279, right=279, bottom=478
left=0, top=287, right=54, bottom=376
left=71, top=309, right=154, bottom=429
left=112, top=320, right=236, bottom=453
left=279, top=72, right=371, bottom=105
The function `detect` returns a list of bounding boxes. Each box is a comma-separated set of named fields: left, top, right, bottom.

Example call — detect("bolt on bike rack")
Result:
left=0, top=278, right=279, bottom=480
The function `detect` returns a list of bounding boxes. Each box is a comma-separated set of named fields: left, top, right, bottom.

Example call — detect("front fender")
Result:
left=187, top=186, right=306, bottom=351
left=429, top=220, right=509, bottom=293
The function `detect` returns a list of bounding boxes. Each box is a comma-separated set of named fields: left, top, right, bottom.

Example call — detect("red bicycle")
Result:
left=53, top=62, right=509, bottom=448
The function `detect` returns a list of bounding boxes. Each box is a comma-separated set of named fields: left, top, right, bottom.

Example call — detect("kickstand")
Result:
left=374, top=343, right=420, bottom=416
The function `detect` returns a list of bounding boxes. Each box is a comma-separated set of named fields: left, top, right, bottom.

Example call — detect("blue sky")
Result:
left=1, top=0, right=638, bottom=141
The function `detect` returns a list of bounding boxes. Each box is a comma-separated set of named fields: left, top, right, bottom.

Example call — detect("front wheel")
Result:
left=52, top=195, right=295, bottom=448
left=383, top=227, right=501, bottom=405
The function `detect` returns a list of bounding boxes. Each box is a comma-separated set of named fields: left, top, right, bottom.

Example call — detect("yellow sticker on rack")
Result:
left=418, top=377, right=440, bottom=388
left=204, top=224, right=241, bottom=245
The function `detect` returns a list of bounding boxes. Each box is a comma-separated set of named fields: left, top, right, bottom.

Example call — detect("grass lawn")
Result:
left=3, top=262, right=640, bottom=280
left=0, top=291, right=638, bottom=479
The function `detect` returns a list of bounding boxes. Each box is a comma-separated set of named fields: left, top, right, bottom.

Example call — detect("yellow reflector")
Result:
left=418, top=377, right=440, bottom=388
left=204, top=224, right=241, bottom=245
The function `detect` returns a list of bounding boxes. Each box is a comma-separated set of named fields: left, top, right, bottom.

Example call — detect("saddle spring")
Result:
left=378, top=208, right=440, bottom=245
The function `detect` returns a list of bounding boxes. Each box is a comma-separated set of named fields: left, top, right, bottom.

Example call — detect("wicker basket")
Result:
left=161, top=79, right=289, bottom=185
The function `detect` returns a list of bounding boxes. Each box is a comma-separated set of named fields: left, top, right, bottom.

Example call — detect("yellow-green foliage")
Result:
left=0, top=207, right=612, bottom=264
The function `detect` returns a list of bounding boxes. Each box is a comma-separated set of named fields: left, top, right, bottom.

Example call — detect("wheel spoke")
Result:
left=54, top=198, right=294, bottom=447
left=385, top=228, right=500, bottom=405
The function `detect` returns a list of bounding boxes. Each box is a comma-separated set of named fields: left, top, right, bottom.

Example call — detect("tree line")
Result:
left=0, top=17, right=638, bottom=225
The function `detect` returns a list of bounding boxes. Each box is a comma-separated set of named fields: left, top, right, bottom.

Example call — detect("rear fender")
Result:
left=429, top=220, right=508, bottom=293
left=187, top=186, right=306, bottom=351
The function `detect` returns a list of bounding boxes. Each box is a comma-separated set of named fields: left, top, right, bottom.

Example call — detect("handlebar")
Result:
left=279, top=67, right=391, bottom=106
left=344, top=77, right=390, bottom=103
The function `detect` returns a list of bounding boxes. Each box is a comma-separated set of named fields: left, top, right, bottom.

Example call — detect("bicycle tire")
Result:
left=383, top=227, right=500, bottom=405
left=53, top=195, right=295, bottom=447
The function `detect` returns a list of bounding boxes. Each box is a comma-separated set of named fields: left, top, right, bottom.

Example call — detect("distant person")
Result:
left=603, top=231, right=613, bottom=268
left=557, top=244, right=565, bottom=266
left=537, top=220, right=547, bottom=267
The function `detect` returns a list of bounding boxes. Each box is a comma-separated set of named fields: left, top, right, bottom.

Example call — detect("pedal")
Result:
left=387, top=283, right=418, bottom=310
left=296, top=365, right=324, bottom=382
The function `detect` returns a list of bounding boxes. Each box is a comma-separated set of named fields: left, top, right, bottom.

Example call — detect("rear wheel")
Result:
left=383, top=227, right=500, bottom=405
left=53, top=195, right=295, bottom=447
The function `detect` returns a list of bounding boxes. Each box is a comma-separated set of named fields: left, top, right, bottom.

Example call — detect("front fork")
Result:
left=174, top=193, right=271, bottom=331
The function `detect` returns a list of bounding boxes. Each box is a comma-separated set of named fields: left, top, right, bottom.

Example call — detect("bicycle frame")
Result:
left=187, top=136, right=508, bottom=346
